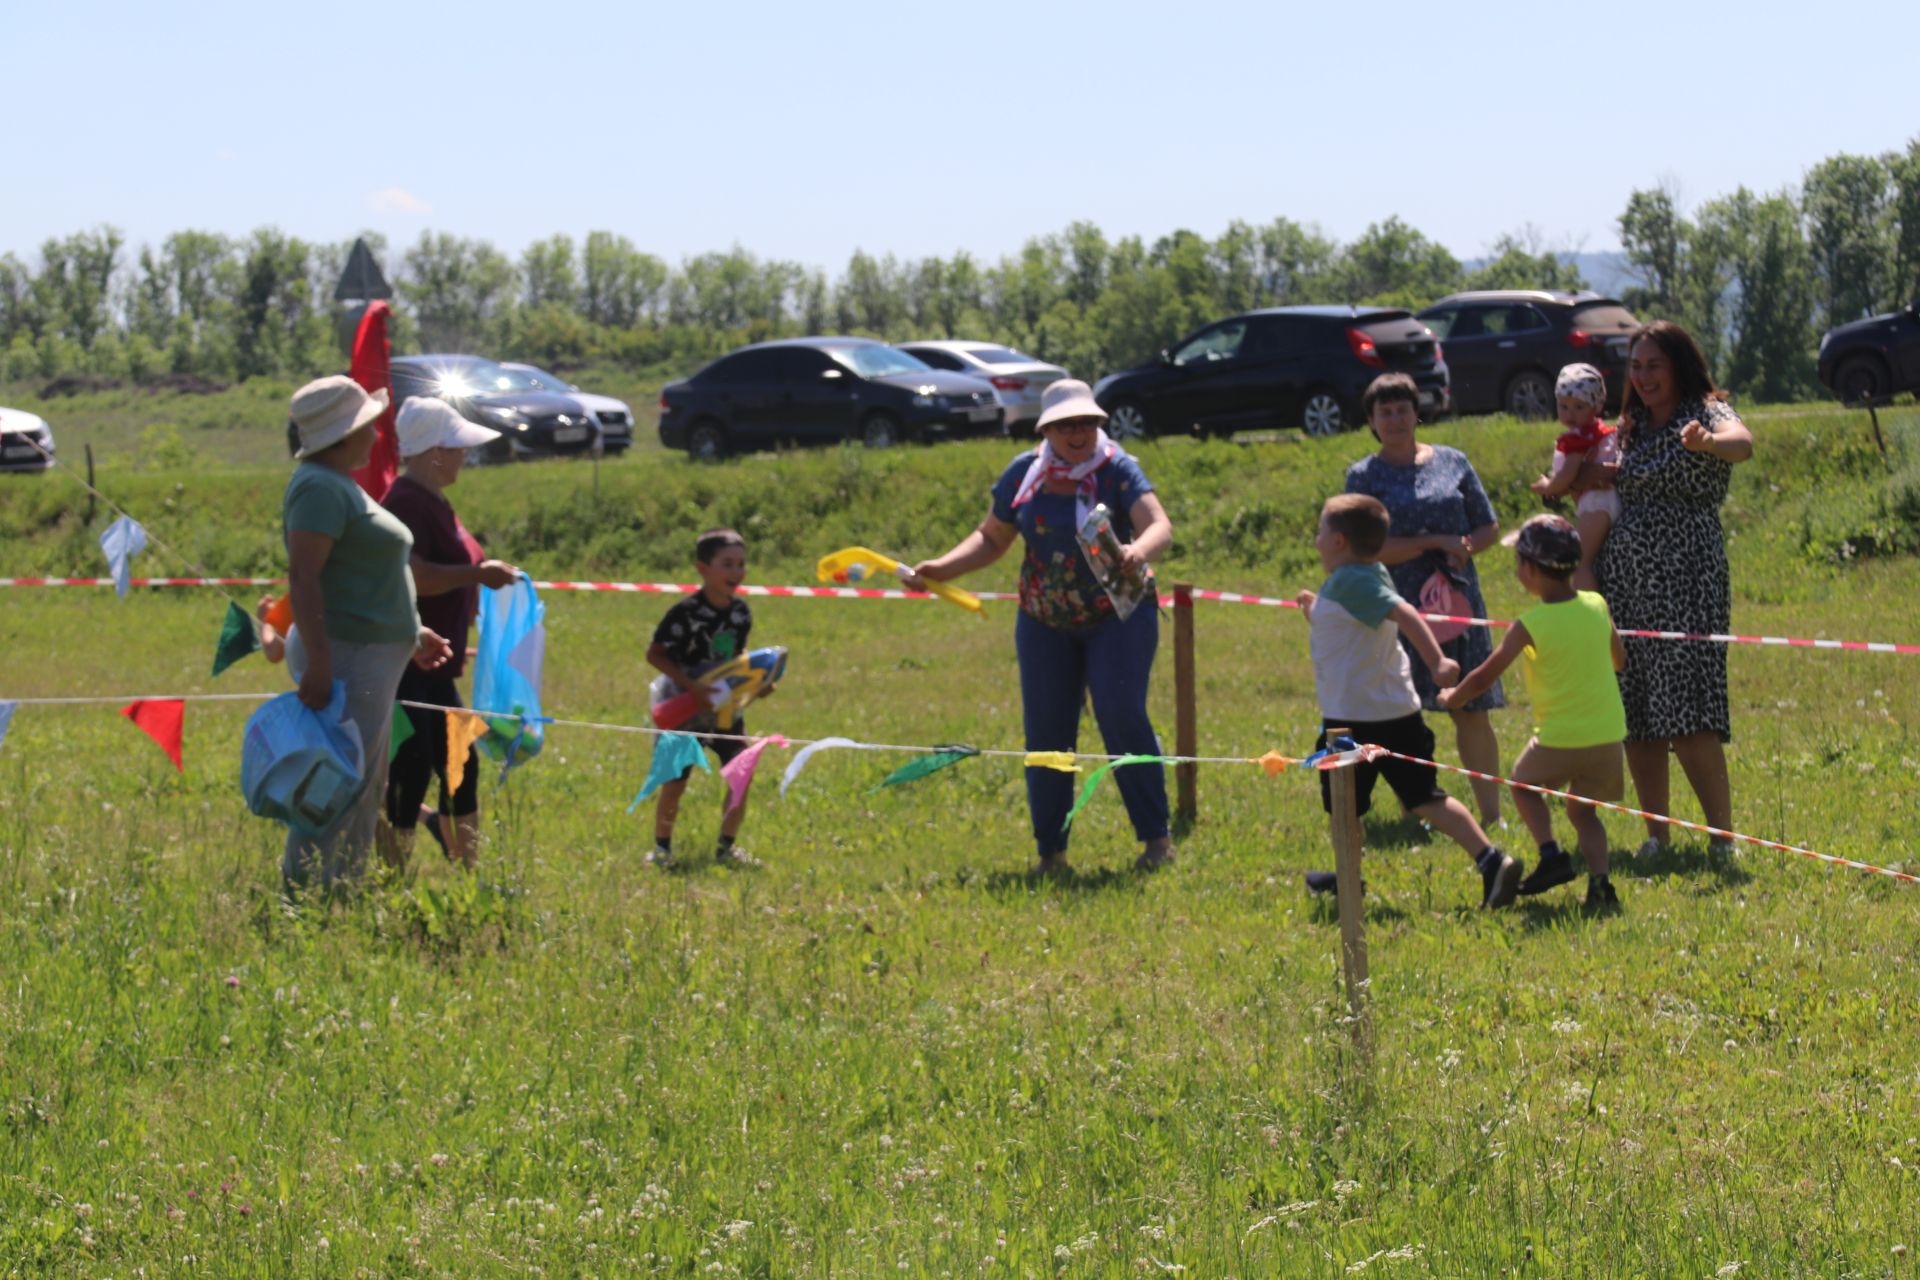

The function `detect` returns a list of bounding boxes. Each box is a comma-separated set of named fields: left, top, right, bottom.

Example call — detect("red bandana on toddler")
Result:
left=1555, top=420, right=1615, bottom=455
left=1010, top=428, right=1118, bottom=528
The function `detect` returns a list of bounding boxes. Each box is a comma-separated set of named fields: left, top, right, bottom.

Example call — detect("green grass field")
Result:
left=3, top=401, right=1920, bottom=1275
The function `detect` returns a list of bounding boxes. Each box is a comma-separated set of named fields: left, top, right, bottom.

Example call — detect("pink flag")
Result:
left=719, top=735, right=788, bottom=814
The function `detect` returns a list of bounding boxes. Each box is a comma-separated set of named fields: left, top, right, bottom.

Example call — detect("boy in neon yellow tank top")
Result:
left=1441, top=515, right=1626, bottom=910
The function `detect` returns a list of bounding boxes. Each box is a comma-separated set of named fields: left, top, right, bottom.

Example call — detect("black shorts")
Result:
left=678, top=722, right=749, bottom=781
left=1317, top=712, right=1449, bottom=817
left=385, top=668, right=481, bottom=826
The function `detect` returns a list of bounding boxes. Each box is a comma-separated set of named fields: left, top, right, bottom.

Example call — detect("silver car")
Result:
left=0, top=405, right=55, bottom=472
left=894, top=341, right=1069, bottom=433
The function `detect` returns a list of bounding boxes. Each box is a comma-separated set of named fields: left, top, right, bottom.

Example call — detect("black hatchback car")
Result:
left=1818, top=301, right=1920, bottom=405
left=1090, top=306, right=1449, bottom=438
left=657, top=338, right=1001, bottom=459
left=1416, top=291, right=1639, bottom=418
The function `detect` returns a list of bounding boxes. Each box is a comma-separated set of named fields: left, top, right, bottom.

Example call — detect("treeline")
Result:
left=3, top=140, right=1916, bottom=399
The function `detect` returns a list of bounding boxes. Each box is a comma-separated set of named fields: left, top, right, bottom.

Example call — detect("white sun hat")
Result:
left=396, top=396, right=501, bottom=458
left=290, top=375, right=389, bottom=459
left=1033, top=378, right=1108, bottom=432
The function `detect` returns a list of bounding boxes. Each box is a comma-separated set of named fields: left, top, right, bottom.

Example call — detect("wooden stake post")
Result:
left=1324, top=727, right=1372, bottom=1052
left=1172, top=582, right=1197, bottom=826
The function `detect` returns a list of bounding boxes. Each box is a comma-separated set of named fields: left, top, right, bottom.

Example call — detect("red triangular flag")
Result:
left=120, top=699, right=185, bottom=772
left=348, top=300, right=399, bottom=501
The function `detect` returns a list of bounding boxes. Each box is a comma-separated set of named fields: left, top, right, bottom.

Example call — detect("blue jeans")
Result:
left=1016, top=606, right=1170, bottom=857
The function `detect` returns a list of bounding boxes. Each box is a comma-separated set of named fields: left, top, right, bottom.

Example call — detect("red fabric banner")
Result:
left=348, top=301, right=399, bottom=500
left=121, top=698, right=185, bottom=772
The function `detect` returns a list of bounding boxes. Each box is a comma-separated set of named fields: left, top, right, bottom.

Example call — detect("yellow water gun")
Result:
left=816, top=546, right=983, bottom=616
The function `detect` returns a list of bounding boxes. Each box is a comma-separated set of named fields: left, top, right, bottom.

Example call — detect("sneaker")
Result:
left=644, top=844, right=676, bottom=870
left=1028, top=854, right=1072, bottom=881
left=1633, top=837, right=1668, bottom=861
left=1517, top=847, right=1578, bottom=896
left=715, top=845, right=762, bottom=870
left=1479, top=848, right=1522, bottom=909
left=1134, top=844, right=1176, bottom=872
left=1584, top=877, right=1621, bottom=911
left=1707, top=837, right=1736, bottom=861
left=1305, top=870, right=1338, bottom=894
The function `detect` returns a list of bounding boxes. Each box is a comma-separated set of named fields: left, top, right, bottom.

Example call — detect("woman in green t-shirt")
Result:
left=282, top=375, right=452, bottom=889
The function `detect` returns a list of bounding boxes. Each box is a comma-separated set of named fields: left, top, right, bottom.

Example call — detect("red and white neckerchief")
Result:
left=1010, top=428, right=1118, bottom=527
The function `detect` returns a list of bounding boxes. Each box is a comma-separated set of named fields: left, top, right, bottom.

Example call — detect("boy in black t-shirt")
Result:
left=644, top=528, right=766, bottom=868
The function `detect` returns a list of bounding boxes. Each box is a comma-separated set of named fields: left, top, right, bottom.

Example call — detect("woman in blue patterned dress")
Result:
left=1594, top=321, right=1752, bottom=861
left=908, top=380, right=1175, bottom=878
left=1344, top=373, right=1506, bottom=826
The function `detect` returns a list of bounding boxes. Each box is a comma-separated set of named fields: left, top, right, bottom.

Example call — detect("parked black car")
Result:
left=1091, top=306, right=1448, bottom=437
left=1818, top=301, right=1920, bottom=405
left=657, top=338, right=1002, bottom=459
left=283, top=356, right=600, bottom=462
left=1415, top=291, right=1638, bottom=418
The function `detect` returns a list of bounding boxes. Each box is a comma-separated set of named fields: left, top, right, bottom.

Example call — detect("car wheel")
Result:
left=1835, top=353, right=1891, bottom=405
left=861, top=412, right=904, bottom=449
left=687, top=419, right=730, bottom=461
left=1301, top=391, right=1345, bottom=437
left=1107, top=400, right=1149, bottom=440
left=1505, top=370, right=1554, bottom=420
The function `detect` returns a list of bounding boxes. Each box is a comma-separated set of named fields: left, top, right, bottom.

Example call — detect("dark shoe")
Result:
left=1029, top=854, right=1072, bottom=881
left=1304, top=870, right=1366, bottom=896
left=1584, top=877, right=1621, bottom=911
left=1479, top=848, right=1522, bottom=909
left=715, top=845, right=762, bottom=870
left=422, top=808, right=449, bottom=858
left=1517, top=848, right=1578, bottom=896
left=1134, top=844, right=1175, bottom=872
left=644, top=844, right=676, bottom=870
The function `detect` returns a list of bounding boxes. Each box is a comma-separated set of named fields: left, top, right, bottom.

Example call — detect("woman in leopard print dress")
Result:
left=1594, top=321, right=1753, bottom=858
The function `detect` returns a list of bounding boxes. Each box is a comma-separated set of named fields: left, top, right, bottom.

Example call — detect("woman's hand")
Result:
left=1679, top=419, right=1716, bottom=452
left=413, top=628, right=454, bottom=671
left=1118, top=542, right=1149, bottom=578
left=901, top=560, right=941, bottom=592
left=1437, top=683, right=1465, bottom=711
left=475, top=560, right=520, bottom=590
left=1430, top=534, right=1471, bottom=569
left=297, top=657, right=332, bottom=710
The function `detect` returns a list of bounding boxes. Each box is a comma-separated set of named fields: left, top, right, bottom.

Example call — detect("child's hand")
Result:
left=1295, top=589, right=1316, bottom=619
left=756, top=684, right=776, bottom=701
left=1434, top=657, right=1461, bottom=687
left=256, top=593, right=276, bottom=621
left=1528, top=474, right=1552, bottom=496
left=1437, top=684, right=1462, bottom=710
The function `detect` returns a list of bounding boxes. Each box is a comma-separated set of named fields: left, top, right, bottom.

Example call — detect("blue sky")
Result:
left=5, top=0, right=1915, bottom=272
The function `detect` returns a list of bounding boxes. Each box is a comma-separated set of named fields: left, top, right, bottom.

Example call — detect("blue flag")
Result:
left=99, top=515, right=148, bottom=599
left=628, top=732, right=711, bottom=811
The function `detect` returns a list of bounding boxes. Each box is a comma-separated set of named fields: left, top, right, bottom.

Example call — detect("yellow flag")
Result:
left=1023, top=751, right=1079, bottom=772
left=446, top=710, right=489, bottom=794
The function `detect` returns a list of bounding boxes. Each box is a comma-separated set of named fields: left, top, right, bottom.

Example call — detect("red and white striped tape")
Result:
left=1375, top=749, right=1920, bottom=886
left=5, top=576, right=1918, bottom=655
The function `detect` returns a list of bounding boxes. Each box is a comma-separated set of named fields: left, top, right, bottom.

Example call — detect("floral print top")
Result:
left=991, top=448, right=1156, bottom=630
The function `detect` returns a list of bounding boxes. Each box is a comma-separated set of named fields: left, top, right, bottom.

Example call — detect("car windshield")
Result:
left=510, top=364, right=571, bottom=392
left=968, top=346, right=1036, bottom=365
left=421, top=360, right=542, bottom=397
left=835, top=345, right=932, bottom=378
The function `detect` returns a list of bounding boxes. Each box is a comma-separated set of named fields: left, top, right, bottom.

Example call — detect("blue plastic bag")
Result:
left=240, top=681, right=366, bottom=837
left=472, top=575, right=547, bottom=769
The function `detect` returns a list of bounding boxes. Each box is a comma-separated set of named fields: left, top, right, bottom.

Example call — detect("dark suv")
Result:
left=1090, top=306, right=1448, bottom=438
left=1818, top=301, right=1920, bottom=405
left=657, top=338, right=1001, bottom=459
left=1416, top=291, right=1639, bottom=418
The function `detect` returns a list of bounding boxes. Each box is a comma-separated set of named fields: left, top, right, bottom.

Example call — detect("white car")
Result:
left=0, top=405, right=55, bottom=472
left=502, top=363, right=634, bottom=453
left=893, top=341, right=1070, bottom=433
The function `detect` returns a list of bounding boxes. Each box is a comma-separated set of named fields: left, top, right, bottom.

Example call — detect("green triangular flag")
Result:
left=1062, top=755, right=1173, bottom=831
left=871, top=745, right=979, bottom=793
left=210, top=600, right=261, bottom=677
left=388, top=703, right=415, bottom=764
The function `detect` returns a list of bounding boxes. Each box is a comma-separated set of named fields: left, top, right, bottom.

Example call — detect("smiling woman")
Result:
left=905, top=379, right=1176, bottom=877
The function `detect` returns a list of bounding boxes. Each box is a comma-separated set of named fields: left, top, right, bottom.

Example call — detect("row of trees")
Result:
left=4, top=139, right=1916, bottom=399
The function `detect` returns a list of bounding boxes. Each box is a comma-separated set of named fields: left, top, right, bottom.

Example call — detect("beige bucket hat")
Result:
left=1033, top=378, right=1108, bottom=432
left=290, top=375, right=388, bottom=459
